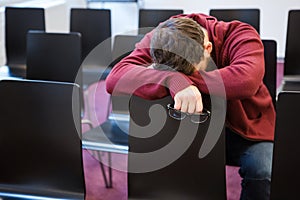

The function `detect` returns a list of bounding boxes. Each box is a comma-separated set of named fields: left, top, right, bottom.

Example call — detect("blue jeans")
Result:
left=226, top=128, right=274, bottom=200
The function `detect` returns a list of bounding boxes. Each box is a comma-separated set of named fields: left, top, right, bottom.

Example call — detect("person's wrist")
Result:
left=166, top=72, right=193, bottom=97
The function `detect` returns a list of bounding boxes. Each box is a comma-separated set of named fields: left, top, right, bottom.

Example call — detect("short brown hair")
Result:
left=150, top=17, right=205, bottom=75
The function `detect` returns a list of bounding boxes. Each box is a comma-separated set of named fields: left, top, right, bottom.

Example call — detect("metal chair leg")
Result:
left=97, top=151, right=113, bottom=188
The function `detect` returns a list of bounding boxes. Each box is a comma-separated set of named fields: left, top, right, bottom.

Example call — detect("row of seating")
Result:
left=1, top=78, right=299, bottom=200
left=2, top=7, right=183, bottom=77
left=3, top=7, right=263, bottom=75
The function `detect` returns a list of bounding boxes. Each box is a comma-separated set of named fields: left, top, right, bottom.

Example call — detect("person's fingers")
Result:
left=195, top=98, right=203, bottom=113
left=174, top=85, right=203, bottom=113
left=187, top=101, right=196, bottom=114
left=174, top=96, right=182, bottom=110
left=180, top=100, right=188, bottom=113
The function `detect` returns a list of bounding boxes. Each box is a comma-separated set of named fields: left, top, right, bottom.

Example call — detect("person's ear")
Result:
left=204, top=41, right=213, bottom=54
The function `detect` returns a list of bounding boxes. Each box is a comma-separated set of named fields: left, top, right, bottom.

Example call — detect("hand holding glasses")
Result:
left=167, top=104, right=211, bottom=124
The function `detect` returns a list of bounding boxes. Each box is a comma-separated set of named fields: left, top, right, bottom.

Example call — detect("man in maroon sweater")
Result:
left=106, top=13, right=275, bottom=200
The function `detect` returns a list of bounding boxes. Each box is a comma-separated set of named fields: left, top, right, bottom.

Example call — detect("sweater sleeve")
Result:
left=105, top=31, right=194, bottom=99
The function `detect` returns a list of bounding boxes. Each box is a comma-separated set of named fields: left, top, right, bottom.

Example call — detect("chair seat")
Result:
left=282, top=81, right=300, bottom=91
left=82, top=119, right=129, bottom=154
left=0, top=185, right=84, bottom=200
left=82, top=66, right=111, bottom=88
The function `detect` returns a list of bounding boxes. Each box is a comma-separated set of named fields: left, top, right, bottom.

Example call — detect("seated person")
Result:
left=106, top=14, right=275, bottom=200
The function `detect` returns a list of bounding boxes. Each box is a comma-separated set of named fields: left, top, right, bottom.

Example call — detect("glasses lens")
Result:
left=168, top=109, right=185, bottom=120
left=190, top=114, right=209, bottom=123
left=167, top=104, right=186, bottom=120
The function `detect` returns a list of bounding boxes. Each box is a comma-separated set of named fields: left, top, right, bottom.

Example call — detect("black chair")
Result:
left=26, top=30, right=116, bottom=189
left=0, top=79, right=85, bottom=200
left=81, top=35, right=143, bottom=188
left=4, top=7, right=45, bottom=78
left=70, top=8, right=112, bottom=86
left=262, top=39, right=277, bottom=108
left=26, top=30, right=82, bottom=85
left=270, top=91, right=300, bottom=199
left=128, top=95, right=226, bottom=199
left=209, top=9, right=260, bottom=33
left=138, top=9, right=184, bottom=34
left=282, top=10, right=300, bottom=91
left=26, top=30, right=85, bottom=115
left=284, top=10, right=300, bottom=76
left=83, top=35, right=143, bottom=145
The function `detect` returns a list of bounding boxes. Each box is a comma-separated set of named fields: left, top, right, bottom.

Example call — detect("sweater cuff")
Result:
left=167, top=73, right=193, bottom=97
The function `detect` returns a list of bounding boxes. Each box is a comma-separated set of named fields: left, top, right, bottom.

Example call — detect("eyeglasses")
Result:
left=167, top=104, right=211, bottom=124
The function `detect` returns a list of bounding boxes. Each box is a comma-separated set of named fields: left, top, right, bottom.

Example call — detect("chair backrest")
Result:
left=70, top=8, right=112, bottom=65
left=209, top=8, right=260, bottom=33
left=270, top=91, right=300, bottom=199
left=262, top=39, right=277, bottom=107
left=0, top=79, right=85, bottom=199
left=284, top=10, right=300, bottom=76
left=138, top=9, right=184, bottom=34
left=111, top=34, right=144, bottom=66
left=5, top=7, right=45, bottom=67
left=26, top=30, right=82, bottom=85
left=128, top=95, right=226, bottom=199
left=26, top=30, right=84, bottom=114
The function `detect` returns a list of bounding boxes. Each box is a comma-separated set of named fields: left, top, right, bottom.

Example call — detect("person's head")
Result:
left=150, top=17, right=212, bottom=75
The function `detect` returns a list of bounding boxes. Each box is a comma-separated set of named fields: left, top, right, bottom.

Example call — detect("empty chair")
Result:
left=26, top=30, right=85, bottom=114
left=70, top=8, right=112, bottom=86
left=209, top=9, right=260, bottom=33
left=282, top=10, right=300, bottom=91
left=283, top=10, right=300, bottom=76
left=138, top=9, right=184, bottom=34
left=81, top=35, right=144, bottom=187
left=0, top=79, right=85, bottom=199
left=270, top=91, right=300, bottom=199
left=4, top=7, right=45, bottom=78
left=26, top=30, right=82, bottom=85
left=128, top=95, right=226, bottom=199
left=26, top=30, right=118, bottom=188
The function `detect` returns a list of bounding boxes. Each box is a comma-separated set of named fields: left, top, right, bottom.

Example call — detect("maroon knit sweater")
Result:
left=106, top=13, right=275, bottom=141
